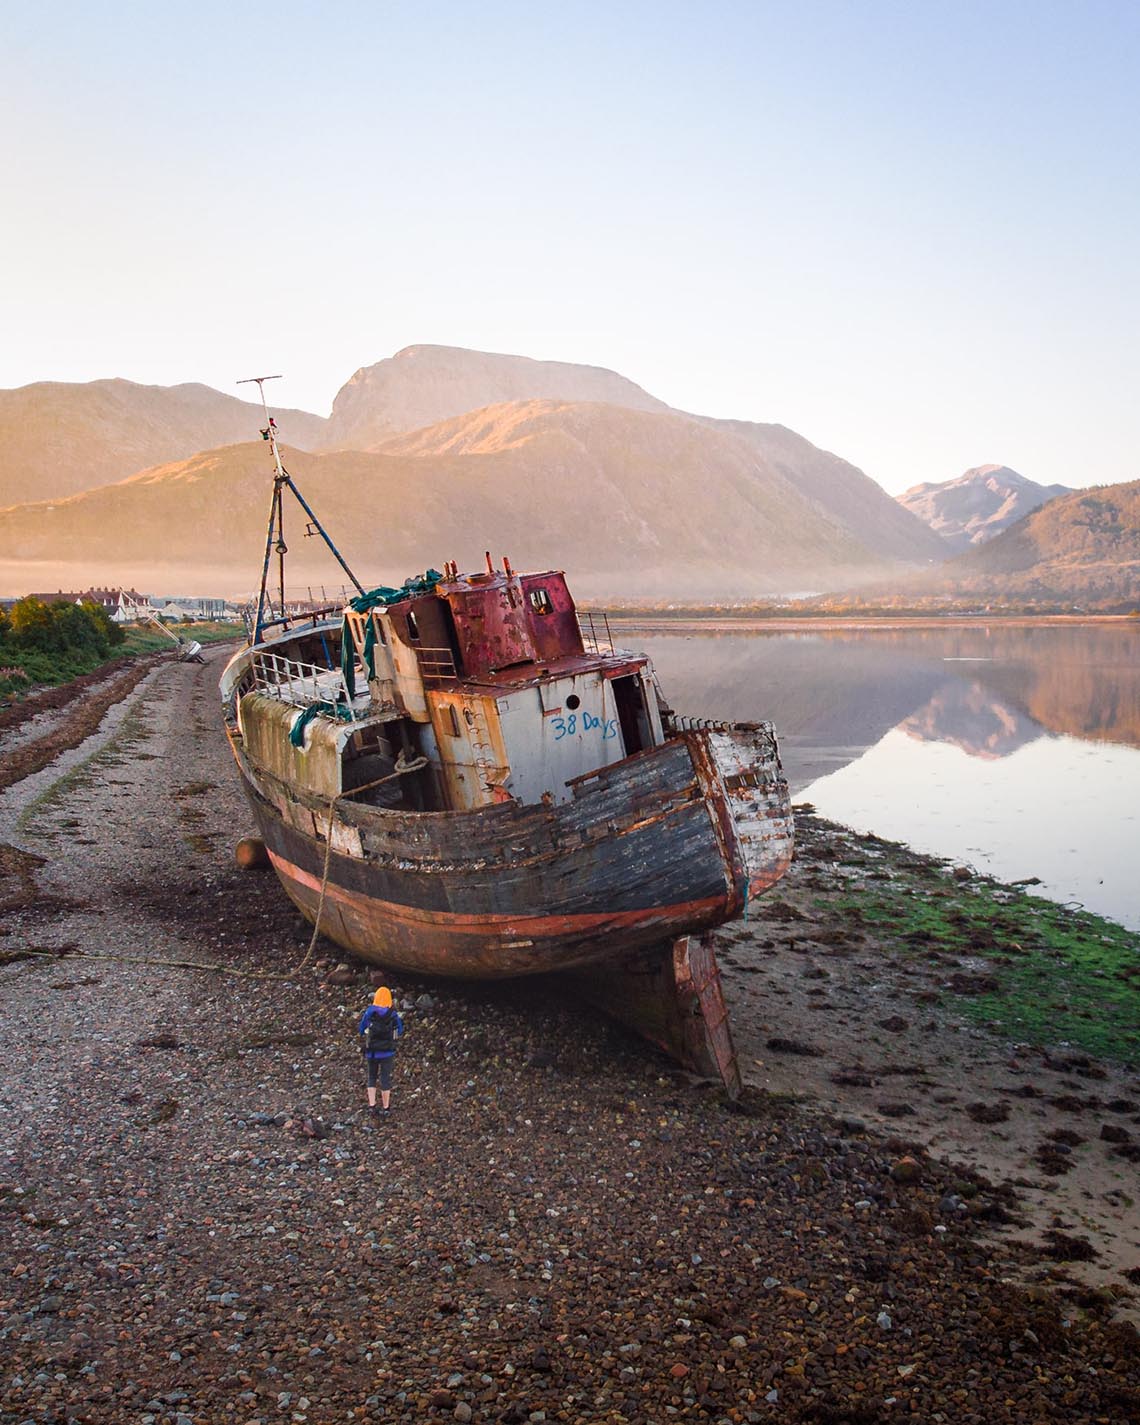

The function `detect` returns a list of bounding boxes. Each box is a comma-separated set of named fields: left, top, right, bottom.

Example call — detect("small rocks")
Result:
left=1035, top=1143, right=1076, bottom=1174
left=1042, top=1230, right=1098, bottom=1261
left=2, top=695, right=1139, bottom=1425
left=282, top=1114, right=331, bottom=1139
left=947, top=972, right=1001, bottom=995
left=889, top=1155, right=923, bottom=1184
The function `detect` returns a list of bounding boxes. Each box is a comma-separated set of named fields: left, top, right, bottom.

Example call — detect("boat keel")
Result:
left=568, top=933, right=741, bottom=1097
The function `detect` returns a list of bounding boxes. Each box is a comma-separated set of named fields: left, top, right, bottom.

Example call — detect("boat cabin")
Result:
left=229, top=559, right=665, bottom=812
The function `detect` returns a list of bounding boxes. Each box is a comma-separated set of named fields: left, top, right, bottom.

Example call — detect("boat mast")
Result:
left=238, top=374, right=365, bottom=644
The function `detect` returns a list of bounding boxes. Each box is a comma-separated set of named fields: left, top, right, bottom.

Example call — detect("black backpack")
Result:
left=365, top=1010, right=397, bottom=1054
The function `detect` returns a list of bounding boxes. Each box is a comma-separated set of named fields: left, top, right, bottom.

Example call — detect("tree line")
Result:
left=0, top=597, right=125, bottom=695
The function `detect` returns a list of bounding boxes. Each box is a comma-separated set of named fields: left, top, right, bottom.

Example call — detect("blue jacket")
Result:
left=359, top=1005, right=404, bottom=1059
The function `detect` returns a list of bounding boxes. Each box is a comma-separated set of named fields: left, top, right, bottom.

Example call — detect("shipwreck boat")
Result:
left=220, top=382, right=793, bottom=1091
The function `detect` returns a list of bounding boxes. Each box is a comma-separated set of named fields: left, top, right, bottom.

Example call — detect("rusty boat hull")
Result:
left=229, top=720, right=793, bottom=981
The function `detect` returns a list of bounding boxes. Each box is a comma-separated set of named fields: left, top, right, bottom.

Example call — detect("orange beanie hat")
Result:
left=373, top=987, right=393, bottom=1008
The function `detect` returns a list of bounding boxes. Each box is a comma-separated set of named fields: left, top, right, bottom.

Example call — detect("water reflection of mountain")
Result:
left=899, top=681, right=1042, bottom=759
left=638, top=622, right=1140, bottom=789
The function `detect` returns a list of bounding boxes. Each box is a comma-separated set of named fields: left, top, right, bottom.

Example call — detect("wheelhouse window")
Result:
left=528, top=587, right=554, bottom=615
left=405, top=610, right=420, bottom=641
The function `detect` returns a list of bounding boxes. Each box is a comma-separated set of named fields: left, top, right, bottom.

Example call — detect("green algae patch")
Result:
left=848, top=881, right=1137, bottom=1061
left=798, top=813, right=1140, bottom=1065
left=952, top=898, right=1139, bottom=1062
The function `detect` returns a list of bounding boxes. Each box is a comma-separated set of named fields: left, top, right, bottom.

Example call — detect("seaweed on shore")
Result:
left=798, top=813, right=1140, bottom=1064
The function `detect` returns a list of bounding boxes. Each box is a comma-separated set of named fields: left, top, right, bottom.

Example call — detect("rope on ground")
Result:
left=297, top=750, right=429, bottom=971
left=9, top=947, right=291, bottom=980
left=9, top=753, right=429, bottom=986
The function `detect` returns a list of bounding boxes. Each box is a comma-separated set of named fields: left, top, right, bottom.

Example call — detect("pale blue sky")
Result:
left=2, top=0, right=1137, bottom=493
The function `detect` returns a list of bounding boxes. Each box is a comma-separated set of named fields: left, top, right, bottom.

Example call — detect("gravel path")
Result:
left=1, top=646, right=1138, bottom=1424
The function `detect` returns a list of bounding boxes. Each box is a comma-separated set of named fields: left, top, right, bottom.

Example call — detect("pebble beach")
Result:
left=1, top=646, right=1138, bottom=1425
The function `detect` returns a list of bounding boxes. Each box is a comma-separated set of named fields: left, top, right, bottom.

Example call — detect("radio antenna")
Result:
left=238, top=374, right=363, bottom=644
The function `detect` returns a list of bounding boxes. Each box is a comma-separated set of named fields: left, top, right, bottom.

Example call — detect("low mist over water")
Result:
left=635, top=621, right=1140, bottom=929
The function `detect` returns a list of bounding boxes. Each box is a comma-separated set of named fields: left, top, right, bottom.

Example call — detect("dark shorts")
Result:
left=366, top=1056, right=394, bottom=1089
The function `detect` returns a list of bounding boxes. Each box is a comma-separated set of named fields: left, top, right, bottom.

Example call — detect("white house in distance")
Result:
left=18, top=588, right=240, bottom=623
left=151, top=595, right=240, bottom=621
left=79, top=588, right=154, bottom=624
left=21, top=587, right=153, bottom=624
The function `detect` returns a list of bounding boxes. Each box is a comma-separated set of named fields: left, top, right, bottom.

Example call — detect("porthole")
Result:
left=565, top=694, right=581, bottom=710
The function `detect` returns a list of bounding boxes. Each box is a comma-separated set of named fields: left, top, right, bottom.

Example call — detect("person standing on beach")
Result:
left=359, top=986, right=404, bottom=1114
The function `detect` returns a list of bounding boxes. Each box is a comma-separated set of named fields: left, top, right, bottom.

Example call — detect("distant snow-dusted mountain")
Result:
left=897, top=464, right=1071, bottom=551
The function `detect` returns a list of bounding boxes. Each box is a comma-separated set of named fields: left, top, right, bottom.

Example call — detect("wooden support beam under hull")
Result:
left=565, top=934, right=741, bottom=1097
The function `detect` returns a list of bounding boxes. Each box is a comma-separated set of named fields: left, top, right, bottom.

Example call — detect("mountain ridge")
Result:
left=897, top=463, right=1072, bottom=551
left=0, top=378, right=329, bottom=508
left=906, top=480, right=1140, bottom=603
left=326, top=344, right=668, bottom=449
left=0, top=406, right=932, bottom=601
left=2, top=344, right=1130, bottom=605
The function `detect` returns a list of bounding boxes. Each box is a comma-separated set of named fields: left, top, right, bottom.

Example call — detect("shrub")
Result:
left=0, top=597, right=126, bottom=692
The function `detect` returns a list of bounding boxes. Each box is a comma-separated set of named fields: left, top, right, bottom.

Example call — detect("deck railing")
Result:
left=578, top=610, right=618, bottom=655
left=669, top=713, right=732, bottom=733
left=250, top=649, right=363, bottom=713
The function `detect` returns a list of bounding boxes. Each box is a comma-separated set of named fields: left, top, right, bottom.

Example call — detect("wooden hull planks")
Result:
left=230, top=724, right=792, bottom=979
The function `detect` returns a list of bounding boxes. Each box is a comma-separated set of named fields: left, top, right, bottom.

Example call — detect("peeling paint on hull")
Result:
left=231, top=723, right=793, bottom=980
left=265, top=843, right=730, bottom=977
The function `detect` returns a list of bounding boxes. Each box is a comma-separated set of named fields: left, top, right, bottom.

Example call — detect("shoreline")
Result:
left=599, top=613, right=1139, bottom=634
left=719, top=807, right=1139, bottom=1309
left=1, top=651, right=1138, bottom=1421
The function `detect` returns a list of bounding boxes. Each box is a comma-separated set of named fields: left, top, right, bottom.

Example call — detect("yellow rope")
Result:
left=9, top=753, right=430, bottom=985
left=9, top=947, right=289, bottom=980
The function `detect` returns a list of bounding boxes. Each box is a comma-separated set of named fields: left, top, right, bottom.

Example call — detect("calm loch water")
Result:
left=628, top=621, right=1140, bottom=931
